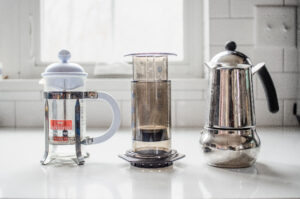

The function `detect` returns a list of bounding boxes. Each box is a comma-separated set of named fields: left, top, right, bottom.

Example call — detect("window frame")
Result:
left=19, top=0, right=204, bottom=78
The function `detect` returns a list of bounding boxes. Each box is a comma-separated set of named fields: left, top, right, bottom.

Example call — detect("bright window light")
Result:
left=41, top=0, right=183, bottom=63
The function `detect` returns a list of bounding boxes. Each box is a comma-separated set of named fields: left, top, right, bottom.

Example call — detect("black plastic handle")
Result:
left=255, top=65, right=279, bottom=113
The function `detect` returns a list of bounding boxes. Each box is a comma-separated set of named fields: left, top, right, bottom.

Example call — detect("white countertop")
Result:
left=0, top=127, right=299, bottom=199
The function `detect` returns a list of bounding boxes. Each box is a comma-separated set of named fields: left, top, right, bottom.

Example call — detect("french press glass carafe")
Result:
left=40, top=50, right=121, bottom=165
left=119, top=53, right=185, bottom=168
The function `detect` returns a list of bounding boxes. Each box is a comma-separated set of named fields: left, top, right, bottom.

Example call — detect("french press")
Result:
left=40, top=50, right=121, bottom=165
left=119, top=53, right=185, bottom=168
left=200, top=41, right=279, bottom=168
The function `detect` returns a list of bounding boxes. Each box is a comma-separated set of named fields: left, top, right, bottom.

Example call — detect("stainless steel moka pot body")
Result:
left=200, top=41, right=279, bottom=168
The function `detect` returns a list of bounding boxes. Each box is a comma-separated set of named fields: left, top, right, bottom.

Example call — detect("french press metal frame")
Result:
left=41, top=91, right=121, bottom=165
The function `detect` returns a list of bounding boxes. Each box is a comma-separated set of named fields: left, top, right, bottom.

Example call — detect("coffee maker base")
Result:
left=41, top=152, right=90, bottom=165
left=119, top=149, right=185, bottom=168
left=200, top=127, right=261, bottom=168
left=40, top=143, right=90, bottom=166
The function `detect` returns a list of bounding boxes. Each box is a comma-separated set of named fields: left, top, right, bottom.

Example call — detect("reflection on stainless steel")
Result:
left=40, top=99, right=50, bottom=165
left=201, top=41, right=278, bottom=168
left=200, top=128, right=260, bottom=168
left=207, top=66, right=255, bottom=128
left=74, top=99, right=85, bottom=165
left=44, top=91, right=99, bottom=99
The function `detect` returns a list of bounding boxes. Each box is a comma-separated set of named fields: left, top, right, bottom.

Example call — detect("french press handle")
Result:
left=82, top=92, right=121, bottom=145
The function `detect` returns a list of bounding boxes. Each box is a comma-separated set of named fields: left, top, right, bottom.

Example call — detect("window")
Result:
left=41, top=0, right=184, bottom=63
left=20, top=0, right=204, bottom=78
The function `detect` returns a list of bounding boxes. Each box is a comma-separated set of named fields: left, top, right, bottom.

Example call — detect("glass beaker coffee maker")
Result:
left=119, top=53, right=185, bottom=168
left=41, top=50, right=121, bottom=165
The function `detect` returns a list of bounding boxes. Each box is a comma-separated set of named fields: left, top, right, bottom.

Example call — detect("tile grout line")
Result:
left=210, top=44, right=254, bottom=47
left=282, top=99, right=285, bottom=126
left=297, top=7, right=299, bottom=47
left=120, top=100, right=124, bottom=128
left=14, top=101, right=17, bottom=128
left=229, top=0, right=231, bottom=18
left=210, top=17, right=254, bottom=20
left=17, top=0, right=21, bottom=78
left=256, top=97, right=298, bottom=100
left=174, top=100, right=177, bottom=128
left=282, top=48, right=285, bottom=72
left=254, top=76, right=258, bottom=100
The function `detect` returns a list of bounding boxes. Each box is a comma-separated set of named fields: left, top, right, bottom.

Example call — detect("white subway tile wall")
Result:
left=210, top=19, right=254, bottom=45
left=284, top=0, right=299, bottom=6
left=283, top=99, right=299, bottom=125
left=255, top=6, right=296, bottom=47
left=209, top=0, right=230, bottom=18
left=86, top=100, right=116, bottom=128
left=16, top=101, right=44, bottom=127
left=210, top=0, right=299, bottom=127
left=176, top=100, right=206, bottom=127
left=252, top=47, right=283, bottom=72
left=284, top=47, right=298, bottom=72
left=0, top=91, right=41, bottom=101
left=256, top=73, right=298, bottom=99
left=230, top=0, right=283, bottom=18
left=171, top=101, right=176, bottom=128
left=0, top=101, right=15, bottom=127
left=255, top=99, right=284, bottom=126
left=0, top=0, right=299, bottom=128
left=121, top=100, right=131, bottom=128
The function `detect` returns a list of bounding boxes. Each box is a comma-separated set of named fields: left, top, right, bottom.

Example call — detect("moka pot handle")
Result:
left=252, top=63, right=279, bottom=113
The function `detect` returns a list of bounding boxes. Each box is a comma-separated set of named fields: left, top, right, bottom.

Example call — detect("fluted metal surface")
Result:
left=206, top=66, right=256, bottom=129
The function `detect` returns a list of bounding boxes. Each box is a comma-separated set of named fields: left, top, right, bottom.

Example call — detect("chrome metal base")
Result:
left=200, top=127, right=260, bottom=168
left=40, top=151, right=51, bottom=165
left=40, top=151, right=89, bottom=165
left=119, top=150, right=185, bottom=168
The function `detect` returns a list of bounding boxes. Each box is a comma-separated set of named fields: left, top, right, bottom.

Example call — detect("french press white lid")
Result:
left=42, top=50, right=87, bottom=90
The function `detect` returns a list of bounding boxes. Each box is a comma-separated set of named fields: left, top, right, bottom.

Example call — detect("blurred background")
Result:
left=0, top=0, right=299, bottom=128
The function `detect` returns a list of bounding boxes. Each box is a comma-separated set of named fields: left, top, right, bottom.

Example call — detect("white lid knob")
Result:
left=58, top=49, right=71, bottom=63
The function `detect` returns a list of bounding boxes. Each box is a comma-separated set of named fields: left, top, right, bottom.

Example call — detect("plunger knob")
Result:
left=58, top=50, right=71, bottom=63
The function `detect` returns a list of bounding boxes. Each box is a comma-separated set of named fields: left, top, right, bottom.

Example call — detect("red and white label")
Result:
left=53, top=136, right=69, bottom=142
left=50, top=120, right=72, bottom=130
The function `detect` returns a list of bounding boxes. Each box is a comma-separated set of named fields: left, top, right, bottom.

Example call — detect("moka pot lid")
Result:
left=209, top=41, right=252, bottom=67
